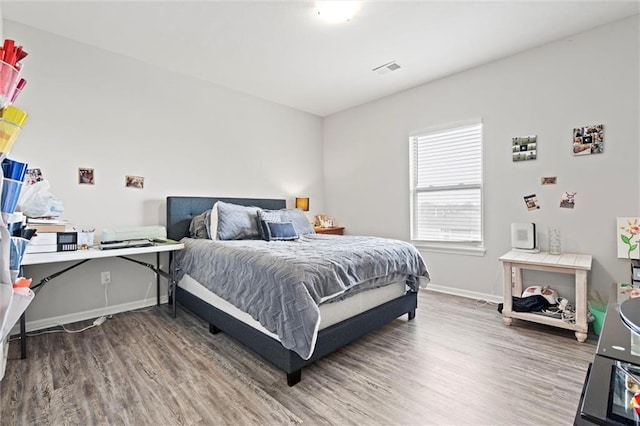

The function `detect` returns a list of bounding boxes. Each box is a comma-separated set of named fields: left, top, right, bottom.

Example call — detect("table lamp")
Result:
left=295, top=197, right=309, bottom=211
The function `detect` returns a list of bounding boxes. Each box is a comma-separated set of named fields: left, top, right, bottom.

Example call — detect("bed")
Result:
left=167, top=196, right=430, bottom=386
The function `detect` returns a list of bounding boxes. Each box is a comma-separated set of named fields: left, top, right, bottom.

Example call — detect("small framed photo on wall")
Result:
left=560, top=192, right=577, bottom=209
left=541, top=176, right=557, bottom=185
left=523, top=194, right=540, bottom=211
left=125, top=175, right=144, bottom=189
left=25, top=168, right=43, bottom=185
left=79, top=168, right=95, bottom=185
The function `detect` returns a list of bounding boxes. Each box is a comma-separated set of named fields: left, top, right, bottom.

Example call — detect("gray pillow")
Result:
left=189, top=211, right=210, bottom=239
left=216, top=201, right=260, bottom=240
left=281, top=208, right=315, bottom=236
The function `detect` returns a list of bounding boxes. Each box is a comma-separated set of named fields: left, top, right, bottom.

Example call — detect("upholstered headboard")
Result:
left=166, top=196, right=287, bottom=241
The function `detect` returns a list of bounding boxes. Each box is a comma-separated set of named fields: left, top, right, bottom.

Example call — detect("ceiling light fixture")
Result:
left=316, top=1, right=361, bottom=23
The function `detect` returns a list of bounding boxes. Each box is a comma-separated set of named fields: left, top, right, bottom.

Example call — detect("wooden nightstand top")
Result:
left=314, top=226, right=345, bottom=235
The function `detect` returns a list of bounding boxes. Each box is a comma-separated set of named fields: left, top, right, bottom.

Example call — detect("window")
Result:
left=409, top=121, right=483, bottom=248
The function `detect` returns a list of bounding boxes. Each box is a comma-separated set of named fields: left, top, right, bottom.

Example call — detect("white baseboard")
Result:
left=15, top=285, right=501, bottom=336
left=12, top=295, right=169, bottom=335
left=426, top=283, right=502, bottom=304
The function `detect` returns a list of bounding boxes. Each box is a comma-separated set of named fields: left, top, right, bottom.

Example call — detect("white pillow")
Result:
left=208, top=201, right=219, bottom=240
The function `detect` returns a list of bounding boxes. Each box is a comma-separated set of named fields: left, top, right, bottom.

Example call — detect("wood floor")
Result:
left=0, top=290, right=596, bottom=425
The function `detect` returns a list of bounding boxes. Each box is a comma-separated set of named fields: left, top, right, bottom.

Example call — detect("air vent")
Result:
left=373, top=61, right=401, bottom=75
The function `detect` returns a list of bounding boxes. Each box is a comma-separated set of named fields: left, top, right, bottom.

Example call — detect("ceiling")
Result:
left=1, top=1, right=638, bottom=117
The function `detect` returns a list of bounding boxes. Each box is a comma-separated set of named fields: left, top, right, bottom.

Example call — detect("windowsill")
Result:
left=411, top=242, right=486, bottom=256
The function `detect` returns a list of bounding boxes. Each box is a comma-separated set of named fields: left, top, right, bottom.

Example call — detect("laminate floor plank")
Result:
left=1, top=290, right=596, bottom=425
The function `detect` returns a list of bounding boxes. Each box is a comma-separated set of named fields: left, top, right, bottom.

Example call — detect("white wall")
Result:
left=323, top=16, right=640, bottom=301
left=4, top=21, right=324, bottom=328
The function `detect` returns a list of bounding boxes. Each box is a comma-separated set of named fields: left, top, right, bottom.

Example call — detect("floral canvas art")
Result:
left=618, top=217, right=640, bottom=259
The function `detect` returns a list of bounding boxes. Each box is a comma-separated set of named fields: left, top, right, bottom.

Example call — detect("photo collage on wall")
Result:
left=513, top=122, right=602, bottom=212
left=572, top=124, right=603, bottom=156
left=512, top=135, right=537, bottom=162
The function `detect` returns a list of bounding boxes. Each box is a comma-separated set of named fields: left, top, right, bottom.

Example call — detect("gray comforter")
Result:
left=174, top=234, right=430, bottom=359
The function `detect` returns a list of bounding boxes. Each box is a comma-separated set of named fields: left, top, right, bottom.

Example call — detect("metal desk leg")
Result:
left=119, top=253, right=178, bottom=317
left=170, top=252, right=177, bottom=318
left=156, top=252, right=160, bottom=306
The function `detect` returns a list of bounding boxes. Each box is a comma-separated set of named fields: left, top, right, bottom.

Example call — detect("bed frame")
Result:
left=166, top=196, right=418, bottom=386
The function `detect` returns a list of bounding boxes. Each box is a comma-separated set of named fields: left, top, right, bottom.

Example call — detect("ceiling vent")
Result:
left=373, top=61, right=401, bottom=75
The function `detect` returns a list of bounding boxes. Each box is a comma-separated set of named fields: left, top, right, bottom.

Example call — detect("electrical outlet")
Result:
left=101, top=271, right=111, bottom=285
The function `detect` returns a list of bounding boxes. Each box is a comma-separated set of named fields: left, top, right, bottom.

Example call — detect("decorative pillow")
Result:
left=257, top=209, right=283, bottom=240
left=216, top=201, right=260, bottom=240
left=189, top=211, right=210, bottom=239
left=205, top=202, right=219, bottom=240
left=257, top=208, right=314, bottom=240
left=263, top=221, right=298, bottom=241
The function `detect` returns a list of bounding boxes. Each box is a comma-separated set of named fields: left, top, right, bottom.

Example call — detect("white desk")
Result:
left=19, top=241, right=184, bottom=358
left=499, top=250, right=592, bottom=342
left=22, top=242, right=183, bottom=266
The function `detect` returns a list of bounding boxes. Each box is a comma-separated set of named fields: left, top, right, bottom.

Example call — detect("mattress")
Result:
left=178, top=273, right=407, bottom=342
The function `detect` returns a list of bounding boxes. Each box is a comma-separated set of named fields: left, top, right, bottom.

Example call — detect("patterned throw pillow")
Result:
left=257, top=209, right=282, bottom=240
left=263, top=221, right=298, bottom=241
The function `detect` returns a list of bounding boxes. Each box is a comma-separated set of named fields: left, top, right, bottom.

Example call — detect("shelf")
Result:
left=506, top=311, right=587, bottom=332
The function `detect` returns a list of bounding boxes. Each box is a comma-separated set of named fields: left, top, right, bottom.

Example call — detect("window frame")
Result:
left=409, top=120, right=485, bottom=256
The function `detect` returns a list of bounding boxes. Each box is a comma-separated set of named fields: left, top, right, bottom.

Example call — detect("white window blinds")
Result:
left=410, top=122, right=483, bottom=244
